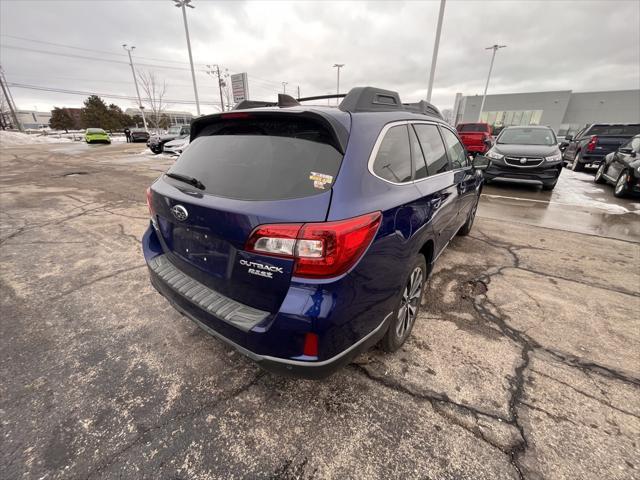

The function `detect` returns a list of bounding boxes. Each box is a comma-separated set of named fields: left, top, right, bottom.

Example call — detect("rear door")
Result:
left=412, top=123, right=459, bottom=255
left=149, top=114, right=345, bottom=313
left=440, top=126, right=477, bottom=223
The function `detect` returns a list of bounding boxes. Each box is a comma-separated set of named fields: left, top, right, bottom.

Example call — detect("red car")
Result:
left=456, top=123, right=493, bottom=155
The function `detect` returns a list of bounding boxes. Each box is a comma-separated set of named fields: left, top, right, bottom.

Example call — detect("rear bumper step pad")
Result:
left=148, top=254, right=269, bottom=332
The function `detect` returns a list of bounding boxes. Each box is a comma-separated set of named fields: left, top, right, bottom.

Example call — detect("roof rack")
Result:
left=233, top=86, right=443, bottom=119
left=338, top=87, right=442, bottom=119
left=403, top=100, right=442, bottom=118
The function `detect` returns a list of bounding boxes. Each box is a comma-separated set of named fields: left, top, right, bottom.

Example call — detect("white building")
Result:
left=17, top=110, right=52, bottom=129
left=452, top=89, right=640, bottom=136
left=124, top=108, right=193, bottom=126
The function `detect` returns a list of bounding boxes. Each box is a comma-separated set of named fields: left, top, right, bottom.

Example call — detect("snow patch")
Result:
left=0, top=130, right=73, bottom=146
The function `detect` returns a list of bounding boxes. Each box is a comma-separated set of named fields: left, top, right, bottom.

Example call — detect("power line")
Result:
left=6, top=82, right=225, bottom=107
left=0, top=34, right=290, bottom=85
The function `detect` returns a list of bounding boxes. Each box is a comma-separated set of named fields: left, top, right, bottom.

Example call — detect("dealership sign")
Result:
left=231, top=73, right=250, bottom=102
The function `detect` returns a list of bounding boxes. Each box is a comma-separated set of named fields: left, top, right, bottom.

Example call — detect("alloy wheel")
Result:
left=571, top=154, right=580, bottom=171
left=595, top=163, right=604, bottom=181
left=615, top=172, right=628, bottom=195
left=395, top=266, right=424, bottom=339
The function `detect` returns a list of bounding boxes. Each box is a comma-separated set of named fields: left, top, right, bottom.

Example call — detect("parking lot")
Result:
left=1, top=142, right=638, bottom=479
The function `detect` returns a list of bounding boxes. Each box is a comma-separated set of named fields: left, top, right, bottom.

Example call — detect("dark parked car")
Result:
left=482, top=126, right=563, bottom=190
left=594, top=134, right=640, bottom=197
left=147, top=125, right=191, bottom=154
left=142, top=86, right=484, bottom=378
left=562, top=123, right=640, bottom=172
left=130, top=128, right=150, bottom=143
left=456, top=122, right=493, bottom=156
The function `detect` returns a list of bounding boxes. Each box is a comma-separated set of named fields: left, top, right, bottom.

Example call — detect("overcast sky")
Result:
left=1, top=0, right=639, bottom=115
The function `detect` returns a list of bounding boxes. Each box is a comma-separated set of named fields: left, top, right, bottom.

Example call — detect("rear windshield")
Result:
left=87, top=128, right=105, bottom=134
left=498, top=128, right=556, bottom=146
left=457, top=124, right=487, bottom=132
left=587, top=125, right=640, bottom=136
left=166, top=117, right=343, bottom=201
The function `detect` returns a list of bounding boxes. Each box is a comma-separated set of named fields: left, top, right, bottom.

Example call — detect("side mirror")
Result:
left=564, top=134, right=573, bottom=141
left=619, top=147, right=635, bottom=156
left=472, top=155, right=490, bottom=171
left=483, top=138, right=493, bottom=147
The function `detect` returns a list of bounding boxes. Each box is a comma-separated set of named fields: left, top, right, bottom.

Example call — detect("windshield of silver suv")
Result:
left=498, top=127, right=556, bottom=146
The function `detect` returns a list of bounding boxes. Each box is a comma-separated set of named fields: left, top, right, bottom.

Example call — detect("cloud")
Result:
left=1, top=0, right=638, bottom=114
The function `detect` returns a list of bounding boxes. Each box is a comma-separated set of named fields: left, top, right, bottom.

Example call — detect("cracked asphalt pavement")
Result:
left=1, top=142, right=639, bottom=479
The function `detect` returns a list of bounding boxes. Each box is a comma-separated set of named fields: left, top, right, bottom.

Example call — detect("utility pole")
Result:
left=478, top=44, right=507, bottom=121
left=0, top=65, right=22, bottom=131
left=297, top=85, right=300, bottom=99
left=122, top=45, right=148, bottom=131
left=174, top=0, right=201, bottom=116
left=333, top=64, right=344, bottom=105
left=206, top=64, right=226, bottom=112
left=426, top=0, right=446, bottom=103
left=282, top=82, right=288, bottom=94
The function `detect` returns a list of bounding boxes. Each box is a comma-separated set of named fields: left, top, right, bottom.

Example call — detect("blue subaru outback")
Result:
left=143, top=87, right=483, bottom=378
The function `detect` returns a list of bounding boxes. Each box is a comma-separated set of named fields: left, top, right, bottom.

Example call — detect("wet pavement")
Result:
left=1, top=142, right=639, bottom=480
left=479, top=169, right=640, bottom=242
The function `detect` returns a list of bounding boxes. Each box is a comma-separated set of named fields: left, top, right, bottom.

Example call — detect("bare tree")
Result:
left=137, top=71, right=171, bottom=132
left=0, top=94, right=10, bottom=130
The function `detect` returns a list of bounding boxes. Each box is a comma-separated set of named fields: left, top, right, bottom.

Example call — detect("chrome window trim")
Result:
left=367, top=120, right=467, bottom=186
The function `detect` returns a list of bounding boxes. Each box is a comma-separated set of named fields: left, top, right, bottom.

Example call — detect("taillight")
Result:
left=245, top=212, right=382, bottom=279
left=587, top=135, right=598, bottom=152
left=146, top=187, right=155, bottom=218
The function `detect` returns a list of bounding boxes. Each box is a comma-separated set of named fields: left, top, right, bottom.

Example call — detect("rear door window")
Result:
left=413, top=124, right=450, bottom=175
left=588, top=125, right=640, bottom=136
left=167, top=117, right=343, bottom=200
left=409, top=126, right=428, bottom=180
left=372, top=125, right=412, bottom=183
left=440, top=127, right=468, bottom=169
left=457, top=124, right=487, bottom=132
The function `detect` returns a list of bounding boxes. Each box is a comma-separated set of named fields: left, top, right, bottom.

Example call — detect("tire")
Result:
left=458, top=198, right=479, bottom=236
left=150, top=145, right=163, bottom=155
left=594, top=163, right=607, bottom=184
left=571, top=151, right=584, bottom=172
left=542, top=181, right=557, bottom=191
left=381, top=254, right=427, bottom=352
left=614, top=170, right=630, bottom=198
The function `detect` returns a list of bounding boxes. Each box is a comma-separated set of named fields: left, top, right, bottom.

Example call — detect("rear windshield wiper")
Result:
left=165, top=172, right=205, bottom=190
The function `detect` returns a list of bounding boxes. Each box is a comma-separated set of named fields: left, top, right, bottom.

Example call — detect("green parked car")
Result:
left=85, top=128, right=111, bottom=144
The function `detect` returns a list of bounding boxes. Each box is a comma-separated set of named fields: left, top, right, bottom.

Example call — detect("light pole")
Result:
left=173, top=0, right=201, bottom=116
left=206, top=64, right=226, bottom=112
left=333, top=63, right=344, bottom=105
left=282, top=82, right=288, bottom=94
left=426, top=0, right=446, bottom=103
left=122, top=44, right=148, bottom=131
left=478, top=44, right=507, bottom=121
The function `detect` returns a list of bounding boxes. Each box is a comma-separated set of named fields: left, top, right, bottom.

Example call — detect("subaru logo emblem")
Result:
left=520, top=157, right=527, bottom=164
left=171, top=205, right=188, bottom=221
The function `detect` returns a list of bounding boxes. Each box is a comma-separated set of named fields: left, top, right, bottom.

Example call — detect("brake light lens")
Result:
left=587, top=135, right=598, bottom=152
left=245, top=212, right=382, bottom=278
left=220, top=112, right=253, bottom=119
left=302, top=332, right=319, bottom=357
left=146, top=187, right=155, bottom=217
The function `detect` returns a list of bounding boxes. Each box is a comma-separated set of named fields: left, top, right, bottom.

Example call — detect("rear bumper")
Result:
left=150, top=270, right=389, bottom=378
left=143, top=225, right=391, bottom=379
left=484, top=161, right=562, bottom=186
left=465, top=145, right=488, bottom=154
